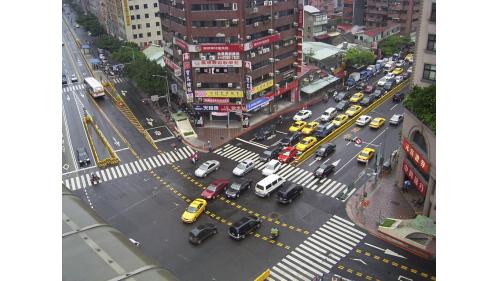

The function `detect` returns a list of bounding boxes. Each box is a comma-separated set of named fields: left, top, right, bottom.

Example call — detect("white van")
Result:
left=320, top=107, right=337, bottom=122
left=255, top=174, right=285, bottom=197
left=384, top=61, right=395, bottom=73
left=262, top=159, right=281, bottom=176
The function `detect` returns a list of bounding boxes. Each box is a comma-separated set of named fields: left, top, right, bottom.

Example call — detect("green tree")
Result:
left=124, top=57, right=166, bottom=97
left=379, top=35, right=411, bottom=57
left=343, top=48, right=376, bottom=67
left=403, top=85, right=436, bottom=132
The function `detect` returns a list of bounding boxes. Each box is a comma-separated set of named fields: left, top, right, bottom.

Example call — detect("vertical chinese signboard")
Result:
left=296, top=4, right=304, bottom=73
left=402, top=138, right=429, bottom=174
left=401, top=138, right=430, bottom=197
left=402, top=160, right=428, bottom=196
left=183, top=52, right=193, bottom=103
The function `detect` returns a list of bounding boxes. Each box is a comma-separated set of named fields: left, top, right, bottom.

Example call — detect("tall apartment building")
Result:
left=159, top=0, right=301, bottom=121
left=342, top=0, right=365, bottom=26
left=84, top=0, right=163, bottom=47
left=307, top=0, right=335, bottom=18
left=303, top=5, right=328, bottom=42
left=365, top=0, right=420, bottom=36
left=413, top=0, right=435, bottom=86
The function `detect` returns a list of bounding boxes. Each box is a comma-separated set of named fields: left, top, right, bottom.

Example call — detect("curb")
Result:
left=181, top=96, right=326, bottom=153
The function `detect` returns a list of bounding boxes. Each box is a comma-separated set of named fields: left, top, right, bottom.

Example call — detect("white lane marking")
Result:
left=171, top=152, right=179, bottom=161
left=236, top=137, right=269, bottom=149
left=390, top=103, right=398, bottom=110
left=147, top=158, right=156, bottom=168
left=160, top=153, right=171, bottom=164
left=308, top=158, right=318, bottom=166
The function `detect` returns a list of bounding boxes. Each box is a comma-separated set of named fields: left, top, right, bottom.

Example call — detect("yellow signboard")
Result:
left=198, top=90, right=244, bottom=98
left=251, top=79, right=274, bottom=94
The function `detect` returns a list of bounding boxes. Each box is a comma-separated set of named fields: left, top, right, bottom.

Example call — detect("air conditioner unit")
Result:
left=268, top=15, right=272, bottom=20
left=289, top=39, right=294, bottom=44
left=177, top=49, right=182, bottom=55
left=293, top=62, right=298, bottom=66
left=266, top=48, right=271, bottom=53
left=293, top=75, right=298, bottom=79
left=275, top=45, right=280, bottom=49
left=269, top=72, right=274, bottom=77
left=182, top=35, right=187, bottom=40
left=209, top=55, right=216, bottom=60
left=274, top=15, right=279, bottom=19
left=258, top=49, right=263, bottom=54
left=246, top=35, right=252, bottom=40
left=275, top=70, right=280, bottom=75
left=269, top=58, right=274, bottom=62
left=293, top=22, right=298, bottom=27
left=195, top=68, right=200, bottom=72
left=232, top=3, right=238, bottom=10
left=293, top=52, right=298, bottom=56
left=200, top=55, right=206, bottom=60
left=196, top=82, right=202, bottom=87
left=252, top=7, right=258, bottom=13
left=192, top=40, right=198, bottom=44
left=264, top=0, right=269, bottom=6
left=228, top=82, right=233, bottom=87
left=268, top=29, right=274, bottom=34
left=254, top=22, right=259, bottom=27
left=232, top=19, right=238, bottom=23
left=250, top=52, right=256, bottom=58
left=236, top=85, right=241, bottom=89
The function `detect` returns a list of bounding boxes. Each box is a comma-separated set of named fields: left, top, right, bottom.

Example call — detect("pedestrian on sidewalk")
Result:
left=404, top=179, right=411, bottom=193
left=207, top=140, right=212, bottom=153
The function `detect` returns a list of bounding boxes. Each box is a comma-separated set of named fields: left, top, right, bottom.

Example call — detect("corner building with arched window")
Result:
left=395, top=108, right=436, bottom=221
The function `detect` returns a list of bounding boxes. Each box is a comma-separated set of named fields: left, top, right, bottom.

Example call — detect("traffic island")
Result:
left=377, top=215, right=435, bottom=253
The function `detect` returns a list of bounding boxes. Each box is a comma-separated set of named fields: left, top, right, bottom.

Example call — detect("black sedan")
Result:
left=62, top=74, right=68, bottom=85
left=336, top=100, right=350, bottom=111
left=76, top=147, right=91, bottom=167
left=314, top=163, right=335, bottom=178
left=393, top=91, right=405, bottom=102
left=359, top=94, right=376, bottom=106
left=372, top=88, right=385, bottom=99
left=279, top=133, right=301, bottom=147
left=225, top=178, right=252, bottom=199
left=334, top=92, right=352, bottom=102
left=189, top=223, right=217, bottom=245
left=254, top=125, right=276, bottom=141
left=315, top=143, right=336, bottom=159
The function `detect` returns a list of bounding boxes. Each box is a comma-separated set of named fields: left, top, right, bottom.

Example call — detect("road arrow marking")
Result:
left=364, top=243, right=407, bottom=259
left=121, top=90, right=127, bottom=96
left=332, top=159, right=341, bottom=166
left=350, top=258, right=367, bottom=265
left=112, top=137, right=121, bottom=147
left=146, top=117, right=154, bottom=127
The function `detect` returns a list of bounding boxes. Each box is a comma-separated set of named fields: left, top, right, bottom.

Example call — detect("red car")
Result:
left=201, top=179, right=229, bottom=200
left=278, top=146, right=299, bottom=163
left=364, top=85, right=375, bottom=94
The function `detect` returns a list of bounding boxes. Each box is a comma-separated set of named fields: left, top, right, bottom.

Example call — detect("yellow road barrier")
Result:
left=293, top=79, right=411, bottom=166
left=254, top=269, right=271, bottom=281
left=83, top=114, right=119, bottom=168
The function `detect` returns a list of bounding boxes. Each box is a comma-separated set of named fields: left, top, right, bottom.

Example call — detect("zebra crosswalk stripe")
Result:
left=106, top=168, right=113, bottom=180
left=308, top=236, right=344, bottom=260
left=296, top=246, right=334, bottom=269
left=138, top=160, right=147, bottom=171
left=129, top=162, right=137, bottom=173
left=147, top=158, right=157, bottom=168
left=287, top=253, right=323, bottom=276
left=281, top=258, right=314, bottom=280
left=314, top=179, right=331, bottom=192
left=119, top=165, right=128, bottom=176
left=80, top=175, right=86, bottom=188
left=75, top=177, right=81, bottom=190
left=177, top=148, right=187, bottom=159
left=144, top=159, right=152, bottom=170
left=271, top=264, right=299, bottom=281
left=157, top=155, right=165, bottom=166
left=165, top=153, right=174, bottom=162
left=115, top=166, right=123, bottom=177
left=275, top=262, right=309, bottom=281
left=85, top=174, right=91, bottom=186
left=170, top=152, right=179, bottom=161
left=160, top=153, right=170, bottom=164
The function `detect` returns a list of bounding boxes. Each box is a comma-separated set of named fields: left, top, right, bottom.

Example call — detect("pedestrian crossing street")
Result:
left=268, top=215, right=366, bottom=281
left=62, top=83, right=85, bottom=92
left=63, top=146, right=195, bottom=191
left=214, top=144, right=356, bottom=201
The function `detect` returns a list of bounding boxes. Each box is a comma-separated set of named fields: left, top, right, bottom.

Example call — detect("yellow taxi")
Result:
left=405, top=53, right=414, bottom=62
left=369, top=117, right=385, bottom=129
left=331, top=114, right=349, bottom=127
left=181, top=198, right=207, bottom=223
left=357, top=147, right=376, bottom=163
left=301, top=121, right=319, bottom=135
left=350, top=92, right=364, bottom=103
left=289, top=120, right=307, bottom=132
left=295, top=136, right=317, bottom=151
left=345, top=105, right=363, bottom=117
left=391, top=67, right=404, bottom=75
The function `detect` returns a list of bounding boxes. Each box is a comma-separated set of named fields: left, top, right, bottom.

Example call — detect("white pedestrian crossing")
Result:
left=269, top=215, right=366, bottom=281
left=63, top=146, right=193, bottom=191
left=62, top=84, right=85, bottom=92
left=112, top=77, right=125, bottom=84
left=214, top=144, right=352, bottom=201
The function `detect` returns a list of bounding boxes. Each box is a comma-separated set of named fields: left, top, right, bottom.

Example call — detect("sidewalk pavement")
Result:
left=345, top=169, right=436, bottom=260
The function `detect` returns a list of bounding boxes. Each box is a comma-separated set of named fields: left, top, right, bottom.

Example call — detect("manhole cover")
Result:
left=390, top=200, right=400, bottom=206
left=269, top=212, right=280, bottom=219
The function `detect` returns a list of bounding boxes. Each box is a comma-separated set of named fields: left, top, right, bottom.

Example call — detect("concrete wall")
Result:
left=413, top=0, right=436, bottom=87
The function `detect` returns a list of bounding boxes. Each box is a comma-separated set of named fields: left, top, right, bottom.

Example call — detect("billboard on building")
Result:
left=195, top=90, right=244, bottom=98
left=191, top=60, right=242, bottom=68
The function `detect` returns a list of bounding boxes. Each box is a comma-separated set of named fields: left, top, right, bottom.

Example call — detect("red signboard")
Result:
left=218, top=104, right=244, bottom=112
left=402, top=138, right=429, bottom=174
left=164, top=57, right=182, bottom=77
left=403, top=160, right=428, bottom=197
left=265, top=80, right=299, bottom=99
left=298, top=4, right=304, bottom=27
left=199, top=44, right=243, bottom=53
left=203, top=98, right=230, bottom=103
left=174, top=38, right=188, bottom=51
left=251, top=34, right=281, bottom=49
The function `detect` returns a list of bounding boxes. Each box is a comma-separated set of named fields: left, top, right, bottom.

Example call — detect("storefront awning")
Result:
left=301, top=76, right=339, bottom=95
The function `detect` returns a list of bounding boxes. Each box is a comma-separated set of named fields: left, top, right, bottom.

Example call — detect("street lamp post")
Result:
left=152, top=72, right=172, bottom=115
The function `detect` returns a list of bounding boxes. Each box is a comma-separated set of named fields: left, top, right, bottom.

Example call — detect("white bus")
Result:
left=84, top=77, right=105, bottom=98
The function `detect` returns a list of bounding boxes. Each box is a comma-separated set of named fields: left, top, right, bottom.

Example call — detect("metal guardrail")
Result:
left=83, top=115, right=119, bottom=168
left=293, top=79, right=411, bottom=166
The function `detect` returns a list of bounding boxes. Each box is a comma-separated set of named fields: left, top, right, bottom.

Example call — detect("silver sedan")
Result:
left=232, top=159, right=255, bottom=176
left=195, top=160, right=220, bottom=178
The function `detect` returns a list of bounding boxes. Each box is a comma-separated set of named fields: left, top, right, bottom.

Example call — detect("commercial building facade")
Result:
left=303, top=5, right=328, bottom=42
left=413, top=0, right=435, bottom=86
left=365, top=0, right=420, bottom=36
left=159, top=0, right=301, bottom=122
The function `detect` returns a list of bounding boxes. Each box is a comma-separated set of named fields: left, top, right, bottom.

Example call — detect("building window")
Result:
left=427, top=34, right=436, bottom=52
left=145, top=13, right=149, bottom=18
left=430, top=3, right=436, bottom=22
left=131, top=15, right=135, bottom=20
left=147, top=32, right=152, bottom=37
left=139, top=33, right=143, bottom=38
left=155, top=12, right=160, bottom=17
left=411, top=130, right=428, bottom=154
left=146, top=23, right=150, bottom=28
left=423, top=64, right=436, bottom=81
left=136, top=14, right=141, bottom=19
left=132, top=25, right=136, bottom=30
left=144, top=4, right=148, bottom=9
left=154, top=3, right=158, bottom=8
left=135, top=5, right=139, bottom=10
left=133, top=34, right=138, bottom=39
left=157, top=31, right=161, bottom=35
left=129, top=5, right=133, bottom=10
left=156, top=22, right=160, bottom=26
left=137, top=24, right=142, bottom=29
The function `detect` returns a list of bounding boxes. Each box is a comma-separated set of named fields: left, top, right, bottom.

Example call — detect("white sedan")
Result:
left=395, top=75, right=404, bottom=84
left=355, top=115, right=372, bottom=126
left=384, top=73, right=396, bottom=80
left=194, top=160, right=220, bottom=178
left=377, top=77, right=388, bottom=86
left=293, top=109, right=312, bottom=121
left=232, top=159, right=255, bottom=176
